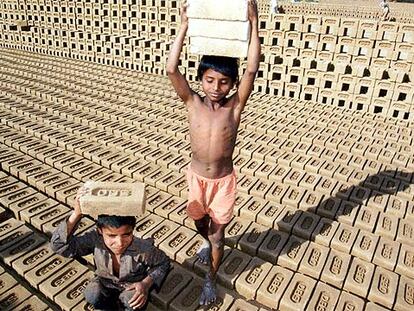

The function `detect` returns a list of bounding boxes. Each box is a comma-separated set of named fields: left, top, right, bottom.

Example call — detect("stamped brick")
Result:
left=12, top=243, right=54, bottom=275
left=19, top=198, right=59, bottom=223
left=145, top=190, right=172, bottom=213
left=336, top=291, right=365, bottom=311
left=256, top=265, right=293, bottom=309
left=0, top=273, right=18, bottom=295
left=235, top=257, right=272, bottom=300
left=0, top=218, right=24, bottom=237
left=321, top=249, right=351, bottom=288
left=331, top=223, right=358, bottom=254
left=397, top=219, right=414, bottom=247
left=256, top=202, right=284, bottom=228
left=25, top=253, right=73, bottom=288
left=335, top=200, right=359, bottom=226
left=159, top=226, right=196, bottom=260
left=0, top=186, right=37, bottom=209
left=151, top=263, right=193, bottom=310
left=395, top=275, right=414, bottom=311
left=368, top=266, right=398, bottom=309
left=53, top=271, right=94, bottom=309
left=0, top=284, right=32, bottom=310
left=365, top=302, right=391, bottom=311
left=279, top=272, right=317, bottom=311
left=396, top=244, right=414, bottom=279
left=306, top=281, right=340, bottom=311
left=278, top=235, right=308, bottom=271
left=169, top=275, right=204, bottom=311
left=264, top=182, right=289, bottom=204
left=375, top=213, right=398, bottom=240
left=351, top=230, right=379, bottom=262
left=225, top=217, right=250, bottom=248
left=238, top=222, right=268, bottom=256
left=30, top=204, right=72, bottom=232
left=372, top=237, right=401, bottom=271
left=227, top=298, right=259, bottom=311
left=239, top=197, right=267, bottom=222
left=0, top=224, right=33, bottom=252
left=275, top=207, right=301, bottom=233
left=316, top=197, right=341, bottom=219
left=79, top=181, right=146, bottom=217
left=292, top=211, right=320, bottom=240
left=217, top=248, right=251, bottom=289
left=298, top=242, right=330, bottom=280
left=143, top=219, right=180, bottom=246
left=38, top=261, right=88, bottom=300
left=168, top=203, right=189, bottom=225
left=0, top=233, right=46, bottom=266
left=354, top=206, right=379, bottom=232
left=154, top=197, right=186, bottom=219
left=257, top=229, right=288, bottom=264
left=311, top=218, right=339, bottom=247
left=343, top=257, right=375, bottom=298
left=13, top=295, right=49, bottom=311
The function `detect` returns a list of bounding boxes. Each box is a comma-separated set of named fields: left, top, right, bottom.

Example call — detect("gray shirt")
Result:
left=50, top=219, right=170, bottom=290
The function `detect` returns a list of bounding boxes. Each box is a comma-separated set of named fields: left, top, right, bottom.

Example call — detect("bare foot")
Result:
left=197, top=239, right=210, bottom=265
left=199, top=275, right=217, bottom=305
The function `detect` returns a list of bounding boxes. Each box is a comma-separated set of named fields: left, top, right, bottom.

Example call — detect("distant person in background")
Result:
left=270, top=0, right=279, bottom=13
left=379, top=0, right=390, bottom=20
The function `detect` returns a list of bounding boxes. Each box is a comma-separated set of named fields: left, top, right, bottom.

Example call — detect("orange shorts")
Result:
left=186, top=166, right=237, bottom=225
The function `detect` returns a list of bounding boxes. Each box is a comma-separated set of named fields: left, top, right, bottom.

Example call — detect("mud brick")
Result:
left=321, top=249, right=351, bottom=288
left=268, top=165, right=290, bottom=183
left=292, top=212, right=320, bottom=240
left=79, top=181, right=146, bottom=217
left=27, top=169, right=61, bottom=189
left=351, top=230, right=379, bottom=262
left=36, top=147, right=66, bottom=163
left=354, top=206, right=379, bottom=232
left=299, top=173, right=321, bottom=191
left=312, top=218, right=339, bottom=247
left=239, top=197, right=267, bottom=222
left=18, top=164, right=48, bottom=183
left=373, top=237, right=400, bottom=271
left=11, top=243, right=53, bottom=276
left=256, top=265, right=293, bottom=309
left=97, top=171, right=127, bottom=183
left=236, top=257, right=271, bottom=300
left=44, top=150, right=75, bottom=168
left=344, top=257, right=375, bottom=298
left=13, top=295, right=49, bottom=311
left=225, top=217, right=250, bottom=248
left=0, top=221, right=33, bottom=252
left=304, top=158, right=324, bottom=174
left=298, top=242, right=330, bottom=280
left=254, top=162, right=275, bottom=179
left=25, top=251, right=74, bottom=289
left=144, top=169, right=171, bottom=189
left=307, top=282, right=340, bottom=311
left=331, top=223, right=358, bottom=254
left=238, top=222, right=268, bottom=256
left=146, top=190, right=172, bottom=213
left=217, top=248, right=251, bottom=289
left=2, top=155, right=34, bottom=173
left=82, top=167, right=113, bottom=182
left=10, top=159, right=43, bottom=180
left=240, top=159, right=261, bottom=177
left=314, top=177, right=337, bottom=196
left=0, top=186, right=37, bottom=210
left=0, top=285, right=32, bottom=310
left=279, top=272, right=317, bottom=311
left=367, top=191, right=388, bottom=212
left=61, top=158, right=93, bottom=176
left=39, top=260, right=89, bottom=300
left=168, top=201, right=189, bottom=226
left=175, top=235, right=206, bottom=270
left=0, top=233, right=46, bottom=266
left=154, top=197, right=186, bottom=219
left=386, top=196, right=407, bottom=218
left=0, top=151, right=23, bottom=167
left=151, top=263, right=193, bottom=310
left=396, top=244, right=414, bottom=279
left=368, top=266, right=398, bottom=309
left=365, top=302, right=391, bottom=311
left=54, top=271, right=94, bottom=310
left=265, top=182, right=289, bottom=205
left=159, top=226, right=196, bottom=260
left=143, top=219, right=180, bottom=246
left=0, top=176, right=18, bottom=190
left=0, top=273, right=18, bottom=295
left=275, top=207, right=301, bottom=233
left=397, top=219, right=414, bottom=247
left=36, top=173, right=69, bottom=194
left=335, top=200, right=359, bottom=226
left=169, top=274, right=204, bottom=311
left=299, top=191, right=324, bottom=212
left=395, top=275, right=414, bottom=311
left=168, top=176, right=188, bottom=198
left=336, top=291, right=365, bottom=311
left=278, top=235, right=308, bottom=271
left=19, top=198, right=59, bottom=223
left=256, top=202, right=284, bottom=228
left=155, top=171, right=183, bottom=193
left=257, top=228, right=288, bottom=264
left=168, top=156, right=190, bottom=173
left=30, top=204, right=72, bottom=232
left=237, top=175, right=258, bottom=195
left=0, top=182, right=28, bottom=205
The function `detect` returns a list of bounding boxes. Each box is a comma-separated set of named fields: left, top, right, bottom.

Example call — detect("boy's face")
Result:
left=202, top=69, right=235, bottom=102
left=98, top=225, right=134, bottom=255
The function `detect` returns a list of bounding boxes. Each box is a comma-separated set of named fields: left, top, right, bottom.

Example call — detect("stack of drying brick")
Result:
left=187, top=0, right=250, bottom=58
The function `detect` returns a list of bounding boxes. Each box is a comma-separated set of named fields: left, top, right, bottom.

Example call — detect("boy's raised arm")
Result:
left=236, top=0, right=261, bottom=109
left=166, top=2, right=193, bottom=103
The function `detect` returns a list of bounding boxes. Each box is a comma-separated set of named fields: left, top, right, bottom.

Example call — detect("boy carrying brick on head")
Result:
left=166, top=0, right=260, bottom=305
left=50, top=186, right=170, bottom=310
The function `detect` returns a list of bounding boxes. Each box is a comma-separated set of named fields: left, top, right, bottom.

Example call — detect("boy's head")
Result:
left=197, top=55, right=239, bottom=84
left=97, top=215, right=136, bottom=255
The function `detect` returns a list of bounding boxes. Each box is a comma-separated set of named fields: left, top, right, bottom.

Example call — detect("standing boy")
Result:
left=50, top=187, right=170, bottom=310
left=166, top=0, right=260, bottom=305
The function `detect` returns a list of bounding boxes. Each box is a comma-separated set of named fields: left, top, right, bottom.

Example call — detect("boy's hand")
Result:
left=126, top=281, right=150, bottom=309
left=74, top=186, right=88, bottom=217
left=248, top=0, right=258, bottom=22
left=180, top=0, right=189, bottom=26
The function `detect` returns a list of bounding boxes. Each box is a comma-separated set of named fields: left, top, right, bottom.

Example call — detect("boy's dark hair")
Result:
left=96, top=215, right=136, bottom=229
left=197, top=55, right=239, bottom=83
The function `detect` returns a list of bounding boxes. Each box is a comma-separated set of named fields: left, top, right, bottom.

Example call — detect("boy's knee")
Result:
left=208, top=233, right=224, bottom=249
left=84, top=280, right=104, bottom=306
left=119, top=290, right=137, bottom=311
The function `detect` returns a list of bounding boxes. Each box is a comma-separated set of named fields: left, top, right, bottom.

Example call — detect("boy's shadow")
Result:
left=176, top=169, right=413, bottom=309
